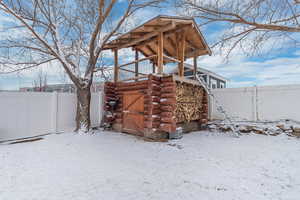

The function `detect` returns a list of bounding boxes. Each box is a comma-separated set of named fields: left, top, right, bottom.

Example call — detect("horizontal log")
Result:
left=160, top=98, right=176, bottom=105
left=148, top=90, right=160, bottom=96
left=160, top=123, right=176, bottom=133
left=149, top=79, right=161, bottom=85
left=149, top=75, right=161, bottom=82
left=161, top=86, right=176, bottom=93
left=161, top=93, right=176, bottom=98
left=115, top=90, right=147, bottom=95
left=144, top=104, right=160, bottom=110
left=162, top=82, right=176, bottom=87
left=152, top=85, right=161, bottom=91
left=144, top=96, right=160, bottom=102
left=116, top=80, right=149, bottom=87
left=161, top=111, right=174, bottom=118
left=161, top=76, right=173, bottom=82
left=161, top=117, right=174, bottom=123
left=116, top=82, right=148, bottom=88
left=116, top=85, right=148, bottom=91
left=144, top=108, right=161, bottom=115
left=104, top=85, right=115, bottom=89
left=160, top=105, right=174, bottom=112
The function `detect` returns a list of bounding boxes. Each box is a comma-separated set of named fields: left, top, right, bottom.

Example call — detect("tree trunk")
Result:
left=75, top=87, right=91, bottom=133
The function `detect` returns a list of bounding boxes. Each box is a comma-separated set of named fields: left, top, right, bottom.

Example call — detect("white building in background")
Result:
left=19, top=82, right=104, bottom=93
left=172, top=63, right=228, bottom=89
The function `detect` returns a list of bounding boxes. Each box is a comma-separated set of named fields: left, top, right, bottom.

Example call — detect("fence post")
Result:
left=51, top=91, right=58, bottom=133
left=99, top=91, right=105, bottom=126
left=254, top=85, right=259, bottom=121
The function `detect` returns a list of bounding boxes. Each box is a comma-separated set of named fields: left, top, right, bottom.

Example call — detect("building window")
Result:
left=220, top=82, right=225, bottom=88
left=211, top=79, right=217, bottom=89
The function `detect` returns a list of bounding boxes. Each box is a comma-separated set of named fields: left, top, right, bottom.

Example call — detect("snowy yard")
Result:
left=1, top=131, right=300, bottom=200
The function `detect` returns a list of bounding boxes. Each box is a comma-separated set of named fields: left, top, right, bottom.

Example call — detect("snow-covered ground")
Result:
left=1, top=131, right=300, bottom=200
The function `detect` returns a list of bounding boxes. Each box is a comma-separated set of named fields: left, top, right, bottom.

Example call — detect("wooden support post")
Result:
left=114, top=49, right=119, bottom=83
left=193, top=56, right=198, bottom=80
left=177, top=30, right=186, bottom=77
left=135, top=50, right=139, bottom=81
left=157, top=32, right=164, bottom=74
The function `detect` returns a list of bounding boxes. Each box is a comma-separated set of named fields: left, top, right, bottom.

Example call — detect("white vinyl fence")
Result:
left=0, top=92, right=103, bottom=140
left=210, top=84, right=300, bottom=122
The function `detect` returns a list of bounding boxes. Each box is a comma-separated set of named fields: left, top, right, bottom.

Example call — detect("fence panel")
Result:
left=211, top=84, right=300, bottom=122
left=0, top=92, right=103, bottom=140
left=257, top=85, right=300, bottom=121
left=210, top=87, right=256, bottom=121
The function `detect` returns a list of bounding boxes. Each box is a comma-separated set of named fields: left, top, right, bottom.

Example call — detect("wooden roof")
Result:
left=103, top=15, right=211, bottom=63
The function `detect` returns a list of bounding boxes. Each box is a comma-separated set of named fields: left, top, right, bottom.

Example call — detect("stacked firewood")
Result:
left=104, top=82, right=117, bottom=124
left=175, top=82, right=204, bottom=123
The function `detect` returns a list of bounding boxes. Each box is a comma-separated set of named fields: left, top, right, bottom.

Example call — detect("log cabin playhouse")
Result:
left=103, top=16, right=212, bottom=140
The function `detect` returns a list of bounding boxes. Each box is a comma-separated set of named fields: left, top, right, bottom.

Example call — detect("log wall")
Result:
left=104, top=74, right=208, bottom=139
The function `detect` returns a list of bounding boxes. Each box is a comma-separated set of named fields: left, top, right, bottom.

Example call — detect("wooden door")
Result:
left=122, top=91, right=144, bottom=136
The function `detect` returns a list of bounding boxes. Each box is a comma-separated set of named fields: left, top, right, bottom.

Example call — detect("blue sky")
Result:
left=0, top=1, right=300, bottom=90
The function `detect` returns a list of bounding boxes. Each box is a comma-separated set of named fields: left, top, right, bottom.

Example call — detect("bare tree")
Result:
left=176, top=0, right=300, bottom=56
left=33, top=69, right=48, bottom=92
left=0, top=0, right=163, bottom=132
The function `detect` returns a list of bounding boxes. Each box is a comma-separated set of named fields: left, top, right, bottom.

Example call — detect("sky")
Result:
left=0, top=1, right=300, bottom=90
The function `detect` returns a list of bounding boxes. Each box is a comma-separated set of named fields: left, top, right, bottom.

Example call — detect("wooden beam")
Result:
left=145, top=44, right=156, bottom=55
left=118, top=23, right=175, bottom=49
left=157, top=32, right=164, bottom=74
left=118, top=55, right=157, bottom=68
left=120, top=75, right=149, bottom=82
left=193, top=56, right=198, bottom=80
left=163, top=55, right=180, bottom=63
left=114, top=49, right=118, bottom=83
left=186, top=38, right=198, bottom=50
left=177, top=30, right=186, bottom=77
left=159, top=18, right=193, bottom=24
left=119, top=68, right=146, bottom=75
left=185, top=49, right=209, bottom=58
left=131, top=24, right=191, bottom=51
left=144, top=24, right=165, bottom=28
left=130, top=32, right=149, bottom=36
left=135, top=50, right=139, bottom=79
